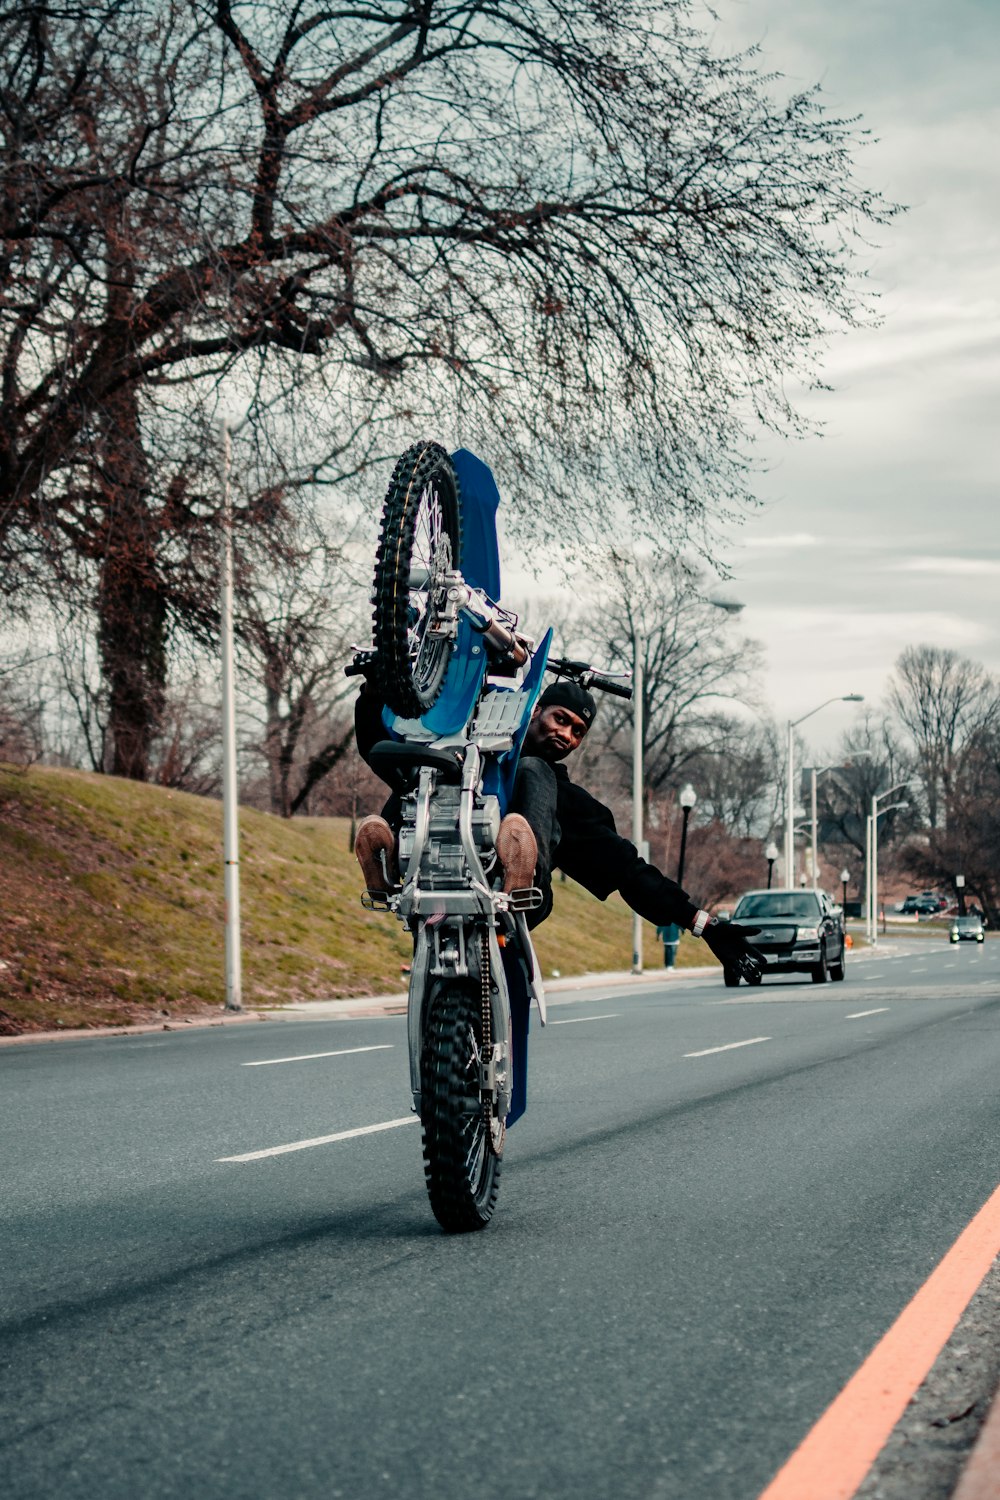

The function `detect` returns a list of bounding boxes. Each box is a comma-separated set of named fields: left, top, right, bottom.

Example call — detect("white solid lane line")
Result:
left=846, top=1008, right=889, bottom=1019
left=243, top=1045, right=393, bottom=1068
left=684, top=1036, right=770, bottom=1058
left=218, top=1116, right=418, bottom=1162
left=549, top=1013, right=619, bottom=1026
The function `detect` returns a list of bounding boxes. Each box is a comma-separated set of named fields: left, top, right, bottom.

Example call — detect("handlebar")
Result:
left=545, top=656, right=633, bottom=701
left=344, top=649, right=377, bottom=678
left=587, top=672, right=633, bottom=700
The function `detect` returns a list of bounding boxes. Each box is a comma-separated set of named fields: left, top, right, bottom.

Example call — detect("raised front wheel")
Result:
left=372, top=442, right=462, bottom=718
left=420, top=981, right=503, bottom=1233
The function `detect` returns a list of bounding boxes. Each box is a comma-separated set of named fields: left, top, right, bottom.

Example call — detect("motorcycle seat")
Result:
left=367, top=739, right=464, bottom=790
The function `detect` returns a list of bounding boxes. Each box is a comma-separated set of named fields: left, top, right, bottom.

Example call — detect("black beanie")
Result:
left=537, top=680, right=597, bottom=728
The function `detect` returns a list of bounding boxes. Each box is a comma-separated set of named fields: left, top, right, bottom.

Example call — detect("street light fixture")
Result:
left=840, top=867, right=850, bottom=911
left=765, top=841, right=779, bottom=889
left=785, top=695, right=864, bottom=887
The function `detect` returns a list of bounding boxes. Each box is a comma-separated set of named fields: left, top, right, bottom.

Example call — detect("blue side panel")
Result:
left=451, top=448, right=502, bottom=599
left=503, top=945, right=531, bottom=1126
left=480, top=628, right=553, bottom=813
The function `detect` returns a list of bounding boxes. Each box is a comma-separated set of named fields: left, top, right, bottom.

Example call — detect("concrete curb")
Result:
left=0, top=965, right=717, bottom=1044
left=0, top=1010, right=274, bottom=1047
left=258, top=964, right=720, bottom=1019
left=0, top=939, right=902, bottom=1045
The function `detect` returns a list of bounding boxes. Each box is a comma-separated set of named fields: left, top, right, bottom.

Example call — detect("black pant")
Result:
left=507, top=757, right=560, bottom=929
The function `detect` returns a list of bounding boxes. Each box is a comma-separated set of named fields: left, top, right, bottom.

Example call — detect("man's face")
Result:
left=524, top=704, right=589, bottom=762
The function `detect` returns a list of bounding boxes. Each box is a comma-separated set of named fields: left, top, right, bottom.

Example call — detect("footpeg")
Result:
left=507, top=886, right=543, bottom=911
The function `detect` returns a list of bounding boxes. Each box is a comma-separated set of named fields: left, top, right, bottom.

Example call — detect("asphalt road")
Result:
left=3, top=939, right=999, bottom=1500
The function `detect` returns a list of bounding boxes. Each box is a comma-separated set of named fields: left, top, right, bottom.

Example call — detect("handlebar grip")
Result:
left=588, top=673, right=633, bottom=700
left=344, top=651, right=377, bottom=678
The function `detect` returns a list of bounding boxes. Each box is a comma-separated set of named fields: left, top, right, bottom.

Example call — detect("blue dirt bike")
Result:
left=347, top=442, right=631, bottom=1232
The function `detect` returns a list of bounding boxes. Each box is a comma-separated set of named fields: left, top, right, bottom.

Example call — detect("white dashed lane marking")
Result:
left=218, top=1116, right=418, bottom=1162
left=685, top=1037, right=770, bottom=1058
left=549, top=1013, right=619, bottom=1026
left=846, top=1008, right=890, bottom=1020
left=242, top=1045, right=394, bottom=1068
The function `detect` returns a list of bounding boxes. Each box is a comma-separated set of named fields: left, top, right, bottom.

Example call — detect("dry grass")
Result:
left=0, top=765, right=709, bottom=1034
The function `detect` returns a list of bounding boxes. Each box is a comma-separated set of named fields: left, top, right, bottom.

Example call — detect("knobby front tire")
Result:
left=372, top=442, right=461, bottom=719
left=420, top=981, right=503, bottom=1233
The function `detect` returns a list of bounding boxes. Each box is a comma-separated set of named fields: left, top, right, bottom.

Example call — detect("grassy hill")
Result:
left=0, top=765, right=710, bottom=1035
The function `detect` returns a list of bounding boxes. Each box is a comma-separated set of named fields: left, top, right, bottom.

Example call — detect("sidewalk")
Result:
left=259, top=963, right=719, bottom=1019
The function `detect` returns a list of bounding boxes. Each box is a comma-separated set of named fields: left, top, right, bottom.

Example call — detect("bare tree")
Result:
left=580, top=550, right=764, bottom=796
left=888, top=647, right=998, bottom=829
left=238, top=522, right=366, bottom=816
left=1, top=0, right=896, bottom=770
left=0, top=648, right=44, bottom=766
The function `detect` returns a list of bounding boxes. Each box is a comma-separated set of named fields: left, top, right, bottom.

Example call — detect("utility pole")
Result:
left=631, top=634, right=644, bottom=974
left=220, top=418, right=243, bottom=1011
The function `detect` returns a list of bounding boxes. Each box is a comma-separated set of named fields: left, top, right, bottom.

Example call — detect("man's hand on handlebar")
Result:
left=701, top=919, right=767, bottom=982
left=345, top=650, right=381, bottom=693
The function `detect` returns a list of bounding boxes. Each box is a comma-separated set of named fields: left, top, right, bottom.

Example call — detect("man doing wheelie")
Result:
left=354, top=675, right=763, bottom=980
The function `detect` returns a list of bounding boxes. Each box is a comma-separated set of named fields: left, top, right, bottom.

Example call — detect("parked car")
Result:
left=899, top=893, right=946, bottom=915
left=949, top=914, right=985, bottom=944
left=726, top=888, right=846, bottom=986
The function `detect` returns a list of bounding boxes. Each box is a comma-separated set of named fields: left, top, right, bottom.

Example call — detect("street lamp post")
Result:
left=765, top=841, right=779, bottom=889
left=786, top=696, right=864, bottom=888
left=659, top=783, right=697, bottom=972
left=677, top=783, right=696, bottom=888
left=840, top=867, right=850, bottom=912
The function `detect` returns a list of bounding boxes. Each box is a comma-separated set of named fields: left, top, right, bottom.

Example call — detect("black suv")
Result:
left=726, top=888, right=846, bottom=986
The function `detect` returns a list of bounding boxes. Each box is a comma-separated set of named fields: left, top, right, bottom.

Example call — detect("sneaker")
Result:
left=355, top=815, right=400, bottom=893
left=495, top=813, right=538, bottom=894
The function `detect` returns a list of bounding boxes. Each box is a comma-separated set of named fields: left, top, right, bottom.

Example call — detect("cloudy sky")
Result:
left=702, top=0, right=1000, bottom=756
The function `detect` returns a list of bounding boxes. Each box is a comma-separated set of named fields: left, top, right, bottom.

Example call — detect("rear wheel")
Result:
left=421, top=981, right=503, bottom=1233
left=372, top=442, right=462, bottom=719
left=723, top=968, right=741, bottom=988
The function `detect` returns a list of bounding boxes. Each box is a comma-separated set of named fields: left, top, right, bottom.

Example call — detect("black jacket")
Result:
left=540, top=759, right=698, bottom=931
left=354, top=691, right=698, bottom=931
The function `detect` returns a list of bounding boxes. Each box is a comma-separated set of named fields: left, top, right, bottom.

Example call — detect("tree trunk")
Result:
left=95, top=387, right=167, bottom=781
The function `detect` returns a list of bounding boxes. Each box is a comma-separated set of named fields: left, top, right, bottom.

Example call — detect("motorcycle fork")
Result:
left=407, top=918, right=512, bottom=1120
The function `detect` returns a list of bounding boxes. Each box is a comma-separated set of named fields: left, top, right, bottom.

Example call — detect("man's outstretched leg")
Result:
left=354, top=815, right=400, bottom=894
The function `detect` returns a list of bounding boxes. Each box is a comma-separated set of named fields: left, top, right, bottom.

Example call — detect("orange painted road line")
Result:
left=758, top=1180, right=1000, bottom=1500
